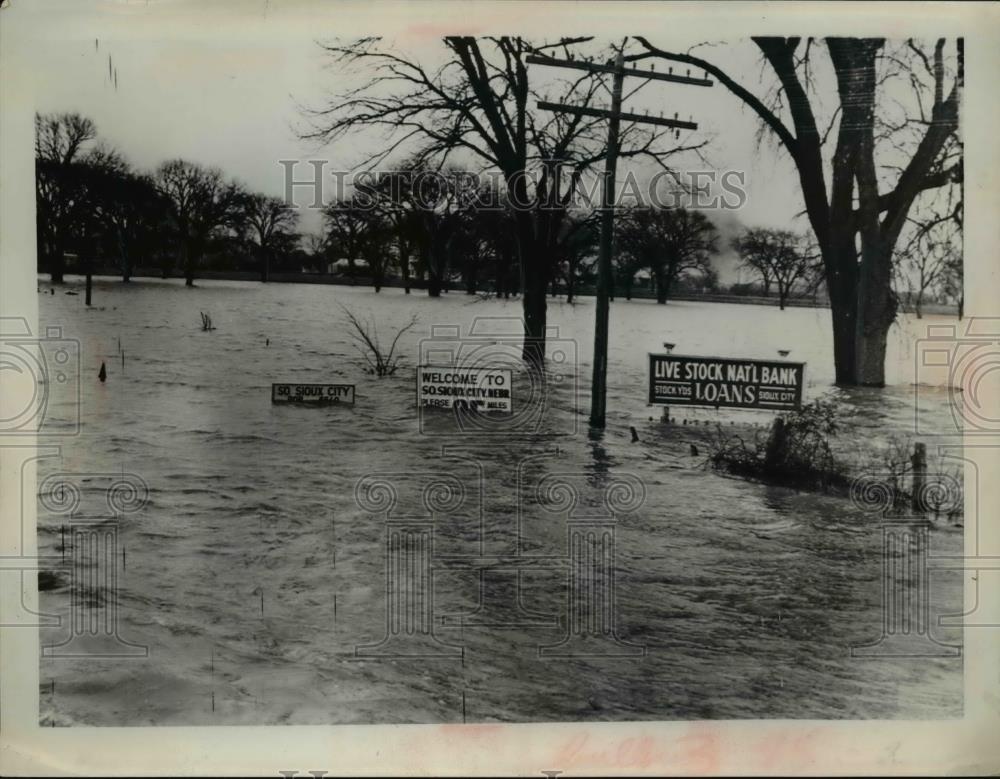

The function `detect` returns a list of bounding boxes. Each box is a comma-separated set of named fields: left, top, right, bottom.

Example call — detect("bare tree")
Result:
left=733, top=228, right=816, bottom=309
left=733, top=229, right=775, bottom=298
left=450, top=206, right=498, bottom=296
left=802, top=251, right=827, bottom=304
left=635, top=36, right=962, bottom=385
left=895, top=192, right=962, bottom=318
left=82, top=146, right=168, bottom=283
left=557, top=211, right=599, bottom=303
left=374, top=165, right=477, bottom=297
left=365, top=167, right=421, bottom=294
left=242, top=193, right=299, bottom=283
left=35, top=112, right=98, bottom=283
left=937, top=251, right=963, bottom=320
left=618, top=206, right=718, bottom=304
left=155, top=159, right=244, bottom=286
left=302, top=233, right=331, bottom=273
left=301, top=36, right=699, bottom=364
left=322, top=195, right=392, bottom=290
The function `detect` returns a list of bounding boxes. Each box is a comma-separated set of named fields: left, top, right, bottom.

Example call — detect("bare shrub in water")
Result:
left=858, top=435, right=964, bottom=521
left=925, top=454, right=964, bottom=523
left=857, top=433, right=915, bottom=512
left=341, top=305, right=417, bottom=377
left=709, top=399, right=847, bottom=491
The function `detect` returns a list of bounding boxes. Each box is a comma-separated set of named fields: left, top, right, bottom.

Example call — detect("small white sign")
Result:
left=271, top=383, right=355, bottom=404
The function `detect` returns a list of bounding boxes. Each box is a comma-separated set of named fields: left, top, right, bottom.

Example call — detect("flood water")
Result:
left=36, top=277, right=963, bottom=725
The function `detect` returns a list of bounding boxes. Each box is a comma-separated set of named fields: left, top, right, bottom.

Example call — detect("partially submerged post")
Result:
left=763, top=416, right=788, bottom=475
left=911, top=441, right=927, bottom=514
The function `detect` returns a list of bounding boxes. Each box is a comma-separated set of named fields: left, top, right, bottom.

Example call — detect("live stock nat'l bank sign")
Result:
left=648, top=354, right=805, bottom=411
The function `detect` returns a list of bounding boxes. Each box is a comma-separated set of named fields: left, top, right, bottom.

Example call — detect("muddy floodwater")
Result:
left=35, top=277, right=964, bottom=725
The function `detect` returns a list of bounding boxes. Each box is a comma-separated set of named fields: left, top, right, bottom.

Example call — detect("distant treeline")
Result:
left=36, top=112, right=303, bottom=286
left=36, top=111, right=951, bottom=316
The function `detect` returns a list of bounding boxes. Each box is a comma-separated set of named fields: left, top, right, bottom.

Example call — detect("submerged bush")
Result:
left=708, top=399, right=849, bottom=491
left=708, top=400, right=963, bottom=521
left=855, top=435, right=965, bottom=521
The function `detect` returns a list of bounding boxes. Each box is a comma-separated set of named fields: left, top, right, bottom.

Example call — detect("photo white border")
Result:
left=2, top=1, right=998, bottom=774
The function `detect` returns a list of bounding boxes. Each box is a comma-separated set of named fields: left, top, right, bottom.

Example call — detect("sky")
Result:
left=10, top=0, right=957, bottom=285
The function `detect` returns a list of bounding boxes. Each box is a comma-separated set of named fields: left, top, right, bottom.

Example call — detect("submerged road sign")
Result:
left=648, top=354, right=804, bottom=411
left=271, top=383, right=355, bottom=404
left=418, top=366, right=513, bottom=411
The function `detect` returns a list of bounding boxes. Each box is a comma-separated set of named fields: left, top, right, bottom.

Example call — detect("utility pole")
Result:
left=527, top=43, right=712, bottom=429
left=590, top=50, right=625, bottom=430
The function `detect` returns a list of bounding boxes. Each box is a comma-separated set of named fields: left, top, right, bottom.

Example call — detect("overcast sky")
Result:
left=20, top=1, right=820, bottom=260
left=14, top=0, right=963, bottom=289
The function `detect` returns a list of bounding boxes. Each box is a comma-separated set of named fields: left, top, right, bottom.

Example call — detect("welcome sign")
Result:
left=418, top=366, right=513, bottom=411
left=648, top=354, right=804, bottom=410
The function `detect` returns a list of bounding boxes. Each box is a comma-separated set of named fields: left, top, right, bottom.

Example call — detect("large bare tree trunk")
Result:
left=510, top=207, right=548, bottom=364
left=825, top=242, right=861, bottom=386
left=830, top=302, right=857, bottom=385
left=519, top=244, right=548, bottom=363
left=849, top=40, right=898, bottom=387
left=854, top=245, right=896, bottom=386
left=828, top=238, right=893, bottom=389
left=521, top=268, right=547, bottom=364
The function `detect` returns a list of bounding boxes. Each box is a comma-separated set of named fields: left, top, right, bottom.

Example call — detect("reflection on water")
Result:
left=36, top=278, right=962, bottom=725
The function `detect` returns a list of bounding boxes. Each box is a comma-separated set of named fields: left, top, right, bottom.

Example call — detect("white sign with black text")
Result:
left=271, top=383, right=355, bottom=404
left=418, top=366, right=513, bottom=412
